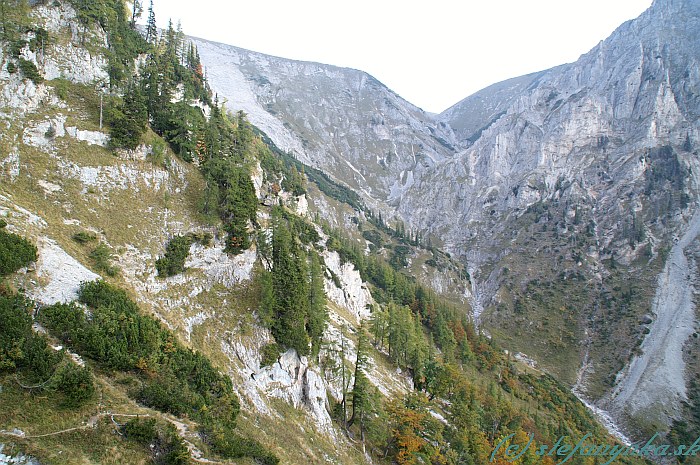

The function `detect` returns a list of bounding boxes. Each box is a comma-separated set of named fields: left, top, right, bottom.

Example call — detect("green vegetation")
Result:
left=155, top=231, right=213, bottom=277
left=17, top=57, right=43, bottom=84
left=121, top=418, right=189, bottom=465
left=347, top=323, right=383, bottom=441
left=125, top=15, right=210, bottom=157
left=326, top=227, right=474, bottom=367
left=200, top=141, right=258, bottom=253
left=256, top=129, right=366, bottom=210
left=89, top=242, right=119, bottom=276
left=367, top=210, right=432, bottom=256
left=315, top=218, right=652, bottom=465
left=207, top=431, right=279, bottom=465
left=643, top=145, right=690, bottom=219
left=0, top=2, right=660, bottom=464
left=0, top=223, right=37, bottom=277
left=0, top=1, right=45, bottom=84
left=1, top=291, right=95, bottom=408
left=0, top=0, right=30, bottom=42
left=50, top=361, right=96, bottom=408
left=105, top=4, right=262, bottom=252
left=260, top=342, right=281, bottom=367
left=106, top=81, right=148, bottom=150
left=38, top=280, right=277, bottom=463
left=72, top=230, right=97, bottom=244
left=67, top=0, right=149, bottom=85
left=257, top=208, right=328, bottom=357
left=155, top=235, right=193, bottom=277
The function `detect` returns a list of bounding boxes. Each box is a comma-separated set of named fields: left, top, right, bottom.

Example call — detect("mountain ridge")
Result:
left=190, top=0, right=700, bottom=441
left=191, top=35, right=458, bottom=210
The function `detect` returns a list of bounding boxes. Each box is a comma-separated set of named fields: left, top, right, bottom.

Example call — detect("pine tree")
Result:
left=166, top=102, right=205, bottom=161
left=258, top=270, right=275, bottom=328
left=130, top=0, right=142, bottom=26
left=164, top=19, right=177, bottom=71
left=307, top=251, right=327, bottom=358
left=201, top=173, right=219, bottom=218
left=349, top=322, right=374, bottom=442
left=271, top=217, right=310, bottom=355
left=370, top=305, right=388, bottom=349
left=175, top=21, right=186, bottom=65
left=340, top=324, right=349, bottom=428
left=409, top=317, right=427, bottom=389
left=256, top=230, right=272, bottom=268
left=145, top=0, right=157, bottom=44
left=108, top=80, right=148, bottom=149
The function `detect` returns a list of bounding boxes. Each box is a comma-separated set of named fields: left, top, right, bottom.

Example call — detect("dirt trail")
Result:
left=1, top=413, right=220, bottom=463
left=608, top=208, right=700, bottom=424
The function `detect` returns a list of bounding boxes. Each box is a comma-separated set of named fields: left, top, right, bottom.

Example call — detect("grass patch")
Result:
left=0, top=374, right=152, bottom=465
left=89, top=242, right=119, bottom=276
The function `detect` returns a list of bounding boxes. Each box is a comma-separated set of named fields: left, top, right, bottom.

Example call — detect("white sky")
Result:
left=142, top=0, right=653, bottom=113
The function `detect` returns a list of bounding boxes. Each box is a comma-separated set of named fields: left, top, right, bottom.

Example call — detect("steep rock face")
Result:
left=410, top=0, right=698, bottom=247
left=404, top=0, right=699, bottom=433
left=322, top=250, right=373, bottom=324
left=221, top=329, right=335, bottom=436
left=192, top=37, right=458, bottom=207
left=31, top=2, right=110, bottom=84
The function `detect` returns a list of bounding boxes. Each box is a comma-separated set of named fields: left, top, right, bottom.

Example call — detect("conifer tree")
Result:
left=201, top=173, right=219, bottom=218
left=307, top=251, right=327, bottom=357
left=175, top=21, right=185, bottom=64
left=349, top=322, right=373, bottom=440
left=369, top=305, right=388, bottom=349
left=271, top=217, right=310, bottom=355
left=131, top=0, right=142, bottom=26
left=108, top=79, right=148, bottom=149
left=164, top=19, right=177, bottom=71
left=145, top=0, right=157, bottom=44
left=339, top=324, right=349, bottom=427
left=409, top=317, right=427, bottom=389
left=258, top=269, right=275, bottom=328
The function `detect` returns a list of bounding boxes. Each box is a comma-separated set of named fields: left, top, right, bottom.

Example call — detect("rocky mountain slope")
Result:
left=419, top=0, right=700, bottom=436
left=0, top=4, right=385, bottom=463
left=437, top=70, right=547, bottom=142
left=2, top=3, right=643, bottom=465
left=191, top=37, right=458, bottom=209
left=191, top=0, right=700, bottom=441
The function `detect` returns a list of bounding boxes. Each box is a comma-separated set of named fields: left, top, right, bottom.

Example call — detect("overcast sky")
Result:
left=143, top=0, right=653, bottom=113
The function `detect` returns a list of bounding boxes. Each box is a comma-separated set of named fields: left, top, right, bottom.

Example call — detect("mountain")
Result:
left=437, top=70, right=547, bottom=142
left=411, top=0, right=700, bottom=435
left=0, top=2, right=650, bottom=464
left=191, top=37, right=459, bottom=209
left=192, top=0, right=700, bottom=440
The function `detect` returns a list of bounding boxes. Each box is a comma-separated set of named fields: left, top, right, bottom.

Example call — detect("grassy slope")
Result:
left=0, top=73, right=372, bottom=463
left=479, top=198, right=665, bottom=397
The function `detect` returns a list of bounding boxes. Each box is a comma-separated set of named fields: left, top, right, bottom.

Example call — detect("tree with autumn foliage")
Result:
left=384, top=394, right=450, bottom=465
